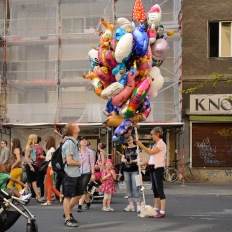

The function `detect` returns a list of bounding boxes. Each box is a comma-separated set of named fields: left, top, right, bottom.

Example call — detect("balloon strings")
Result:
left=95, top=0, right=112, bottom=35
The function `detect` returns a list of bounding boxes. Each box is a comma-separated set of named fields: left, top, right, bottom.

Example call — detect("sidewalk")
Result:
left=117, top=181, right=232, bottom=196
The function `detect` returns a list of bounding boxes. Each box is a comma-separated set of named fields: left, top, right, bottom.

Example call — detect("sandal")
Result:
left=36, top=198, right=44, bottom=203
left=41, top=201, right=51, bottom=206
left=59, top=194, right=64, bottom=203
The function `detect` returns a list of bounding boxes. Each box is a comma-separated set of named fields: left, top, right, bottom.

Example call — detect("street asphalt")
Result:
left=5, top=181, right=232, bottom=232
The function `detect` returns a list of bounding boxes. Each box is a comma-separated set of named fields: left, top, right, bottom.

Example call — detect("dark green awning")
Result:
left=189, top=115, right=232, bottom=122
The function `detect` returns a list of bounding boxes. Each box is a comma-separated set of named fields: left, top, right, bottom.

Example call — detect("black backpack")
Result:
left=51, top=139, right=75, bottom=173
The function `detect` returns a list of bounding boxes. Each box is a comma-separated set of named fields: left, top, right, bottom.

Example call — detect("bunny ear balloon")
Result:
left=83, top=1, right=173, bottom=144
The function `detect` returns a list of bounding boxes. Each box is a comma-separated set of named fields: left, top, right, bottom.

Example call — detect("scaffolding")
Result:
left=0, top=0, right=182, bottom=128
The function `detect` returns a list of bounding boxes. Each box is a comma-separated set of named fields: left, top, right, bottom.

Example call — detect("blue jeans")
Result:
left=124, top=171, right=141, bottom=203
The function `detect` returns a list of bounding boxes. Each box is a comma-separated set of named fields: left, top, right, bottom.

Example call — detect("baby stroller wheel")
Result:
left=89, top=194, right=94, bottom=203
left=26, top=220, right=38, bottom=232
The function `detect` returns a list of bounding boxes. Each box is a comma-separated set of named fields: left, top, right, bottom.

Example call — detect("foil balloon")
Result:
left=147, top=66, right=164, bottom=97
left=111, top=67, right=138, bottom=107
left=96, top=66, right=116, bottom=83
left=112, top=119, right=133, bottom=144
left=136, top=46, right=152, bottom=76
left=97, top=18, right=116, bottom=50
left=88, top=49, right=99, bottom=71
left=83, top=73, right=108, bottom=99
left=112, top=33, right=133, bottom=75
left=98, top=48, right=118, bottom=70
left=115, top=27, right=127, bottom=41
left=137, top=97, right=151, bottom=119
left=151, top=38, right=169, bottom=61
left=124, top=77, right=151, bottom=118
left=114, top=33, right=133, bottom=63
left=101, top=71, right=128, bottom=98
left=117, top=17, right=133, bottom=33
left=110, top=38, right=118, bottom=51
left=103, top=114, right=125, bottom=127
left=147, top=4, right=162, bottom=43
left=132, top=24, right=149, bottom=57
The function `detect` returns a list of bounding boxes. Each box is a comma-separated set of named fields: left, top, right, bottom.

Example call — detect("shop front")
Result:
left=189, top=94, right=232, bottom=182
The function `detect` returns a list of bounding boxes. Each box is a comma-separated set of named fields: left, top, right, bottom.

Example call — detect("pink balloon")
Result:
left=111, top=67, right=138, bottom=107
left=98, top=48, right=118, bottom=70
left=95, top=66, right=116, bottom=83
left=151, top=38, right=169, bottom=61
left=137, top=46, right=152, bottom=76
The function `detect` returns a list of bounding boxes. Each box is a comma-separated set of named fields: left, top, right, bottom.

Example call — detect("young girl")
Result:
left=99, top=159, right=116, bottom=212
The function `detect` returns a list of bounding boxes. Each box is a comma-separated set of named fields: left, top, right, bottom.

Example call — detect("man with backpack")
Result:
left=61, top=123, right=83, bottom=227
left=54, top=133, right=68, bottom=200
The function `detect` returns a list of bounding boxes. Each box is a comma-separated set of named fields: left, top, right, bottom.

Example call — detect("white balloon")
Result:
left=115, top=33, right=133, bottom=63
left=87, top=49, right=98, bottom=61
left=101, top=82, right=124, bottom=98
left=147, top=66, right=164, bottom=97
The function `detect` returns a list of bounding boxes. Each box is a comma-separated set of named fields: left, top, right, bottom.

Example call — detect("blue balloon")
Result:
left=137, top=97, right=150, bottom=112
left=113, top=119, right=133, bottom=144
left=132, top=24, right=149, bottom=57
left=115, top=28, right=126, bottom=41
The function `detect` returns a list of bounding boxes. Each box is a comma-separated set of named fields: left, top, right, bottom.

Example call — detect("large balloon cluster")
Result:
left=83, top=1, right=173, bottom=144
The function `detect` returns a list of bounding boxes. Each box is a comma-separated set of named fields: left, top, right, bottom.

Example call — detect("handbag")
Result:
left=38, top=160, right=50, bottom=174
left=145, top=164, right=154, bottom=173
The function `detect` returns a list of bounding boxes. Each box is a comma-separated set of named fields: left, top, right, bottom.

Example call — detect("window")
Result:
left=209, top=21, right=232, bottom=57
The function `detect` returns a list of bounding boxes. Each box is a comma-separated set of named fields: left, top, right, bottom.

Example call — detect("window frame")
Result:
left=208, top=20, right=232, bottom=58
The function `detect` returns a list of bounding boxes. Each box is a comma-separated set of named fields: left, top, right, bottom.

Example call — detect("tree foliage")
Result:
left=181, top=72, right=232, bottom=95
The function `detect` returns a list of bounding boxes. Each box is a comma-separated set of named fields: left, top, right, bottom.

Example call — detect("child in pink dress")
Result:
left=99, top=159, right=116, bottom=211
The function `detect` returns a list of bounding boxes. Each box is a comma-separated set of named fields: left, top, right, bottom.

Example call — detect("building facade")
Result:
left=182, top=0, right=232, bottom=182
left=0, top=0, right=182, bottom=166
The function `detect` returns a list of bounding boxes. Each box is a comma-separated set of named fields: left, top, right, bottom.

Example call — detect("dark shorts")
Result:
left=25, top=164, right=37, bottom=183
left=63, top=174, right=84, bottom=198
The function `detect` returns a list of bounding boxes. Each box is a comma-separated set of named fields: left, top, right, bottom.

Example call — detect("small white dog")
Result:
left=139, top=205, right=158, bottom=217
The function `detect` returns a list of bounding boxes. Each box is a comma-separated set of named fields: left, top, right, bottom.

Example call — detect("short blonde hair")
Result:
left=65, top=122, right=79, bottom=136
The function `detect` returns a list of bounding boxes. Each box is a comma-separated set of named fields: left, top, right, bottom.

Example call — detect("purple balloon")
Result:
left=151, top=38, right=169, bottom=61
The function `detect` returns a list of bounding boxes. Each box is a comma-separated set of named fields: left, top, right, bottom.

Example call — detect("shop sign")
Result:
left=190, top=94, right=232, bottom=115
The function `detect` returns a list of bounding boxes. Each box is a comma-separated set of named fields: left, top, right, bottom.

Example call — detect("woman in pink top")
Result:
left=136, top=126, right=166, bottom=218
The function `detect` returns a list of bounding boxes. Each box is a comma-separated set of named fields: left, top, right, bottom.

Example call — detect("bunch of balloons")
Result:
left=83, top=0, right=173, bottom=143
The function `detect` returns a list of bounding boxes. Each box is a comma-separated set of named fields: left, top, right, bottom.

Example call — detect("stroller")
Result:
left=87, top=180, right=104, bottom=203
left=0, top=179, right=38, bottom=232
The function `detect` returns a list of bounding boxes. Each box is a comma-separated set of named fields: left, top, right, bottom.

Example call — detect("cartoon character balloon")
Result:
left=84, top=2, right=171, bottom=144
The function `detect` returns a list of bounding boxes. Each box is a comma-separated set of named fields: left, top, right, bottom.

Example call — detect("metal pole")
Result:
left=134, top=127, right=146, bottom=205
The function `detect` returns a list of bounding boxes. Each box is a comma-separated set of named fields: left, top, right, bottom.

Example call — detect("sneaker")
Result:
left=85, top=202, right=91, bottom=210
left=124, top=205, right=135, bottom=212
left=77, top=205, right=82, bottom=212
left=21, top=193, right=32, bottom=201
left=107, top=207, right=114, bottom=211
left=137, top=206, right=141, bottom=213
left=124, top=196, right=128, bottom=199
left=65, top=218, right=78, bottom=227
left=102, top=207, right=110, bottom=212
left=70, top=214, right=78, bottom=223
left=154, top=213, right=166, bottom=218
left=63, top=214, right=78, bottom=223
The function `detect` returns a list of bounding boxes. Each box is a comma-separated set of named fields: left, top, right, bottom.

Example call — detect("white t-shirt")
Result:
left=46, top=147, right=55, bottom=167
